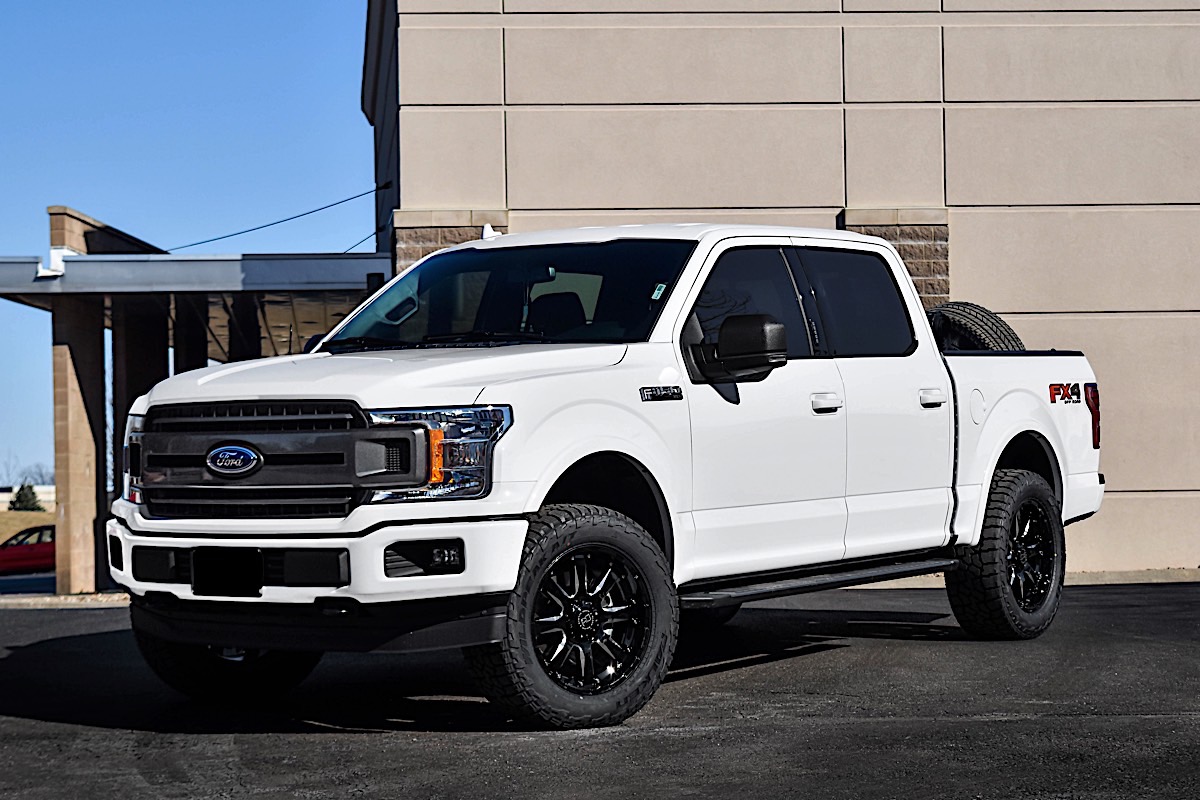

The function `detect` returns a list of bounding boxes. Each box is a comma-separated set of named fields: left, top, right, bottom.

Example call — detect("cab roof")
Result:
left=446, top=223, right=890, bottom=251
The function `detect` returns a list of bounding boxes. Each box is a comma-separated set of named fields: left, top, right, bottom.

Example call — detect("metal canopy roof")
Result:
left=0, top=252, right=390, bottom=298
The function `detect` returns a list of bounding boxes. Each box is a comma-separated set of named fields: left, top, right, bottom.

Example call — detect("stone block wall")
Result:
left=392, top=210, right=508, bottom=273
left=842, top=209, right=949, bottom=310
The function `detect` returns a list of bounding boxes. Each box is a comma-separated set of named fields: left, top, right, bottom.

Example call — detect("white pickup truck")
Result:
left=109, top=224, right=1104, bottom=729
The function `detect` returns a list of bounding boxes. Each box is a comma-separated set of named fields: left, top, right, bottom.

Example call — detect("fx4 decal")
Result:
left=1049, top=383, right=1081, bottom=404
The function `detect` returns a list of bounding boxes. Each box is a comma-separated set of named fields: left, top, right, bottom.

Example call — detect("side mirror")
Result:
left=695, top=315, right=787, bottom=382
left=302, top=333, right=327, bottom=354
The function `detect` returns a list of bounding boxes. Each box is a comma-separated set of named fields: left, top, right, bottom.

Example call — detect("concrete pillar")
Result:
left=51, top=296, right=107, bottom=595
left=228, top=293, right=262, bottom=362
left=173, top=293, right=210, bottom=374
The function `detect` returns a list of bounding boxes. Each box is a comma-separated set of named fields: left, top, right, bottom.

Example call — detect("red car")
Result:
left=0, top=525, right=55, bottom=575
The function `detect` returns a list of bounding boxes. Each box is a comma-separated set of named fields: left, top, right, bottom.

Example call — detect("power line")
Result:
left=343, top=230, right=378, bottom=253
left=167, top=182, right=390, bottom=252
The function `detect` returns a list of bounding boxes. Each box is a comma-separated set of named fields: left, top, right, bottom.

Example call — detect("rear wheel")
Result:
left=928, top=301, right=1024, bottom=352
left=945, top=469, right=1065, bottom=640
left=466, top=504, right=678, bottom=729
left=134, top=628, right=322, bottom=701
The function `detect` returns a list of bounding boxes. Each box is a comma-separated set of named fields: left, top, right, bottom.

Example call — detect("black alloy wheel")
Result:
left=1007, top=499, right=1055, bottom=613
left=531, top=545, right=648, bottom=695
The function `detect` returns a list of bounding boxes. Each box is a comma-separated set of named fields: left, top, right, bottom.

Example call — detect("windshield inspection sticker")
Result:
left=651, top=283, right=667, bottom=300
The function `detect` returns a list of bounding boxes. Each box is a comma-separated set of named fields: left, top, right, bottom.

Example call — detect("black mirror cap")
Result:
left=302, top=334, right=326, bottom=354
left=698, top=314, right=788, bottom=381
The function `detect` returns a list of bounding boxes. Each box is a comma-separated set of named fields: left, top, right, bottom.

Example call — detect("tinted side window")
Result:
left=795, top=248, right=915, bottom=357
left=691, top=247, right=810, bottom=358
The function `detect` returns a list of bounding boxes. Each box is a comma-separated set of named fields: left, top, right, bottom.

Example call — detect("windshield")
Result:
left=321, top=239, right=697, bottom=352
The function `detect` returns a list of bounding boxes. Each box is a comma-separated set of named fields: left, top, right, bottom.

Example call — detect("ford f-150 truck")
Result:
left=109, top=224, right=1104, bottom=729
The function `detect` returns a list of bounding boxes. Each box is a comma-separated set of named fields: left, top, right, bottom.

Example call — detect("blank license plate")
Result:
left=191, top=547, right=264, bottom=597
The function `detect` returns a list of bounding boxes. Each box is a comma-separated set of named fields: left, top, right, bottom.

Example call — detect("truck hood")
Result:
left=143, top=343, right=628, bottom=410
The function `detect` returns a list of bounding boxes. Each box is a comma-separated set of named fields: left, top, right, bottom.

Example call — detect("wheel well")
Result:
left=995, top=431, right=1061, bottom=501
left=541, top=452, right=673, bottom=564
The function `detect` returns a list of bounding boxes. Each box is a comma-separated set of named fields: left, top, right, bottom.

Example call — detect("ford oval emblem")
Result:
left=206, top=445, right=261, bottom=476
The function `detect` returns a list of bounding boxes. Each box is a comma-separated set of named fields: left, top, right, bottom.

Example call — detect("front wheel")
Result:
left=466, top=504, right=678, bottom=729
left=134, top=628, right=322, bottom=702
left=945, top=468, right=1065, bottom=640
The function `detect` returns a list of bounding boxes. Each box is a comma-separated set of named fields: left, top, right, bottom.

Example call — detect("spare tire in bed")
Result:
left=927, top=301, right=1025, bottom=352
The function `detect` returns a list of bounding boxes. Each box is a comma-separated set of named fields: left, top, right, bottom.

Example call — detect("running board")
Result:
left=678, top=558, right=959, bottom=609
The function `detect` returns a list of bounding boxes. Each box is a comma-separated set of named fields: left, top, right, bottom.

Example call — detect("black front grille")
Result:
left=142, top=486, right=365, bottom=519
left=145, top=401, right=367, bottom=434
left=136, top=400, right=424, bottom=520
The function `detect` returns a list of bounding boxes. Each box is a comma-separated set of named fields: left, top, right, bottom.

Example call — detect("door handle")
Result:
left=920, top=389, right=947, bottom=408
left=811, top=393, right=844, bottom=413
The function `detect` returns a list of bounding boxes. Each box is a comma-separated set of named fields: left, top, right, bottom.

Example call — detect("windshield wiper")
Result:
left=422, top=331, right=552, bottom=344
left=321, top=336, right=411, bottom=353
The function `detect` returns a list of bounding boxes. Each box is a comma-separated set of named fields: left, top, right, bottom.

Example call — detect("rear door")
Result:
left=682, top=239, right=847, bottom=579
left=789, top=241, right=953, bottom=558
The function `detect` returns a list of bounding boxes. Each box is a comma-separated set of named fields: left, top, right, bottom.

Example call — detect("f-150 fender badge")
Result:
left=1049, top=383, right=1081, bottom=404
left=640, top=386, right=684, bottom=402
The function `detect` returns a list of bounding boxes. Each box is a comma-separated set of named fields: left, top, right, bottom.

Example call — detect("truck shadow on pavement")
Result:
left=0, top=606, right=960, bottom=734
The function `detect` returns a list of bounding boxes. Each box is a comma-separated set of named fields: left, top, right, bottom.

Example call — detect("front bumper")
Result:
left=106, top=514, right=529, bottom=605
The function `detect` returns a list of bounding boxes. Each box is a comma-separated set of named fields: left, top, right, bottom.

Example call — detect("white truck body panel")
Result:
left=111, top=224, right=1104, bottom=611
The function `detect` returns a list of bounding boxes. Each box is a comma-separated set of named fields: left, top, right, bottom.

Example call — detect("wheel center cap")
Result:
left=576, top=608, right=599, bottom=633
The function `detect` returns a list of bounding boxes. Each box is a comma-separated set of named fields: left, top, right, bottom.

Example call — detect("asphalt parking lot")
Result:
left=0, top=583, right=1196, bottom=799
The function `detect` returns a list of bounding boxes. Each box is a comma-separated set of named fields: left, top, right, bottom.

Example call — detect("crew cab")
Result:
left=108, top=224, right=1103, bottom=728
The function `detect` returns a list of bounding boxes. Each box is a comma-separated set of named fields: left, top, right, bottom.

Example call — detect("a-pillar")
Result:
left=52, top=295, right=107, bottom=595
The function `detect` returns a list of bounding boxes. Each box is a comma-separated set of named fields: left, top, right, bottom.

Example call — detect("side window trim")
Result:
left=789, top=243, right=919, bottom=359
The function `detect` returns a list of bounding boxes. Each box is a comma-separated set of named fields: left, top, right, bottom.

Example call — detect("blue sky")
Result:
left=0, top=1, right=373, bottom=474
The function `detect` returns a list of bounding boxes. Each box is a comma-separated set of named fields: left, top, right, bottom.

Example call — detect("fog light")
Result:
left=384, top=539, right=465, bottom=577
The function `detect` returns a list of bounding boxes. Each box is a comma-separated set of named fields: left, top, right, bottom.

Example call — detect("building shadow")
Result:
left=0, top=604, right=960, bottom=735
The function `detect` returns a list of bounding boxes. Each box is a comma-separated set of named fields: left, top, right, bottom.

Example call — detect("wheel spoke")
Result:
left=546, top=631, right=570, bottom=666
left=588, top=565, right=614, bottom=598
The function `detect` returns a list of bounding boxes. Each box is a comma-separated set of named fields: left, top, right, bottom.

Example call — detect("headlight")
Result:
left=367, top=406, right=512, bottom=501
left=123, top=414, right=145, bottom=503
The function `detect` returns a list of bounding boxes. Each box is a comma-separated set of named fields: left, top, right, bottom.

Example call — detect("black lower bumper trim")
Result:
left=129, top=591, right=508, bottom=654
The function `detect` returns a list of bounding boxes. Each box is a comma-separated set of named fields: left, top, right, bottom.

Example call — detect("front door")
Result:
left=683, top=240, right=848, bottom=580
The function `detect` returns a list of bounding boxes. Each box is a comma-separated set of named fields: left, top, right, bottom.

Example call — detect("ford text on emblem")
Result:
left=206, top=445, right=261, bottom=476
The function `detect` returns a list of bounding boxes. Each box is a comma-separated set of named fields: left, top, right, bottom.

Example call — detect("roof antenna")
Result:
left=481, top=223, right=502, bottom=240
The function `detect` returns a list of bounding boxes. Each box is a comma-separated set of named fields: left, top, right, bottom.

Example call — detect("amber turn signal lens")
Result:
left=428, top=428, right=446, bottom=483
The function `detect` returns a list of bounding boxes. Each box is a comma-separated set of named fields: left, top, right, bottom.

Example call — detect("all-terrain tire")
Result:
left=927, top=301, right=1025, bottom=352
left=945, top=469, right=1065, bottom=640
left=133, top=628, right=322, bottom=702
left=465, top=504, right=678, bottom=729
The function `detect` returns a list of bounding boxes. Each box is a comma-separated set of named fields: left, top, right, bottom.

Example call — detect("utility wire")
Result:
left=343, top=229, right=378, bottom=253
left=167, top=182, right=390, bottom=252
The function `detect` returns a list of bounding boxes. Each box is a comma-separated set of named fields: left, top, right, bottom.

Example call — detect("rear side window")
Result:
left=794, top=247, right=915, bottom=357
left=690, top=247, right=811, bottom=358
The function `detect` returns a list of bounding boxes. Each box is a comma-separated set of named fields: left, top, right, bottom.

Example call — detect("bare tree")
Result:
left=0, top=450, right=19, bottom=487
left=21, top=463, right=55, bottom=486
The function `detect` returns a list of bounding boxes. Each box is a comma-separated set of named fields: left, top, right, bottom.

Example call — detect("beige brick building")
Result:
left=362, top=0, right=1200, bottom=574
